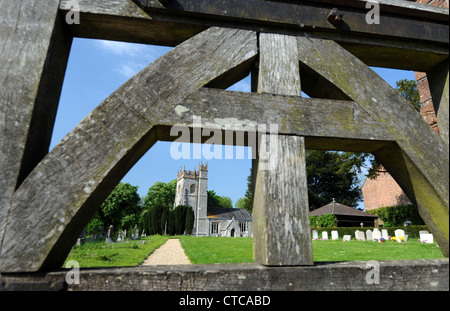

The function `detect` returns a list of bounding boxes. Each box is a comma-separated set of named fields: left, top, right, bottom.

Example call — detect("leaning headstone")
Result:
left=331, top=231, right=339, bottom=240
left=354, top=230, right=360, bottom=240
left=395, top=229, right=405, bottom=243
left=356, top=231, right=365, bottom=241
left=420, top=233, right=434, bottom=244
left=372, top=228, right=381, bottom=241
left=366, top=229, right=373, bottom=241
left=322, top=231, right=328, bottom=240
left=343, top=235, right=351, bottom=242
left=105, top=225, right=114, bottom=244
left=312, top=230, right=319, bottom=240
left=382, top=229, right=389, bottom=240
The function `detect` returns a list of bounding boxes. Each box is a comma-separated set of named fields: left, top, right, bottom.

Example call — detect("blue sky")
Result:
left=50, top=38, right=415, bottom=209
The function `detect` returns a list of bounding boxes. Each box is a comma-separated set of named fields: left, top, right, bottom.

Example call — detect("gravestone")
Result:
left=395, top=229, right=405, bottom=243
left=373, top=228, right=382, bottom=241
left=421, top=233, right=434, bottom=244
left=322, top=232, right=328, bottom=240
left=382, top=229, right=389, bottom=240
left=133, top=225, right=139, bottom=239
left=343, top=235, right=351, bottom=242
left=331, top=231, right=339, bottom=240
left=105, top=225, right=114, bottom=244
left=366, top=229, right=373, bottom=241
left=419, top=230, right=429, bottom=236
left=76, top=227, right=86, bottom=246
left=116, top=231, right=122, bottom=243
left=356, top=231, right=365, bottom=241
left=355, top=230, right=360, bottom=240
left=312, top=230, right=319, bottom=240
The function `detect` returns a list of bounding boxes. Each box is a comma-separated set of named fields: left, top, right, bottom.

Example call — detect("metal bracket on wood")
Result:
left=327, top=8, right=343, bottom=26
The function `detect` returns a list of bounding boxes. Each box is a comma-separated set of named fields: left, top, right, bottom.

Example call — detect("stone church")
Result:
left=174, top=163, right=252, bottom=237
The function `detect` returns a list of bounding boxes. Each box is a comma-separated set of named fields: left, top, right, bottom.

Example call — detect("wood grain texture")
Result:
left=0, top=27, right=257, bottom=272
left=60, top=0, right=448, bottom=71
left=252, top=33, right=313, bottom=266
left=0, top=0, right=71, bottom=257
left=158, top=88, right=393, bottom=147
left=297, top=36, right=449, bottom=257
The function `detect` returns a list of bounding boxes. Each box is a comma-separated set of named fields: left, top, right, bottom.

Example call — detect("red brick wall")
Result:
left=362, top=169, right=411, bottom=211
left=415, top=0, right=448, bottom=133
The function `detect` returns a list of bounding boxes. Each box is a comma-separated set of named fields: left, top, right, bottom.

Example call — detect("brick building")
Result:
left=361, top=168, right=411, bottom=211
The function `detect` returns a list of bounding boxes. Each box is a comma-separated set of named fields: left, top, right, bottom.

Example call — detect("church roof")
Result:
left=310, top=200, right=377, bottom=218
left=207, top=207, right=252, bottom=220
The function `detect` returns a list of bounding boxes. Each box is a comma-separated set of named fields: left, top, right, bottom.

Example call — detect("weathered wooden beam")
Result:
left=251, top=33, right=313, bottom=266
left=59, top=0, right=448, bottom=72
left=0, top=0, right=72, bottom=256
left=0, top=27, right=258, bottom=273
left=137, top=0, right=448, bottom=44
left=426, top=58, right=449, bottom=145
left=157, top=88, right=393, bottom=150
left=0, top=259, right=448, bottom=291
left=297, top=36, right=449, bottom=257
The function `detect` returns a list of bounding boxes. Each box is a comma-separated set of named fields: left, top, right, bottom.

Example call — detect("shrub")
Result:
left=366, top=205, right=424, bottom=227
left=185, top=206, right=195, bottom=235
left=310, top=214, right=337, bottom=228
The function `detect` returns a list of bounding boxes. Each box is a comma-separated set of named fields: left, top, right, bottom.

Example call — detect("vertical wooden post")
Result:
left=252, top=33, right=313, bottom=265
left=427, top=58, right=449, bottom=145
left=0, top=1, right=72, bottom=254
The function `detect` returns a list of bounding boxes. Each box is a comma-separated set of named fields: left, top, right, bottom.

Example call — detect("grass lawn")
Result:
left=63, top=235, right=168, bottom=268
left=179, top=236, right=254, bottom=264
left=311, top=239, right=444, bottom=262
left=64, top=235, right=444, bottom=268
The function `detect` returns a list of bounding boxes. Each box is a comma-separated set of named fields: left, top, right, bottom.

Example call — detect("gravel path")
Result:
left=141, top=239, right=192, bottom=265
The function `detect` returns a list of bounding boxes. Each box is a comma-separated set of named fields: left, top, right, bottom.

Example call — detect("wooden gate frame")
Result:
left=0, top=0, right=448, bottom=290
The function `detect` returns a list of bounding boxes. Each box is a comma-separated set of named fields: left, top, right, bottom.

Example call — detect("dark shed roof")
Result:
left=310, top=200, right=377, bottom=218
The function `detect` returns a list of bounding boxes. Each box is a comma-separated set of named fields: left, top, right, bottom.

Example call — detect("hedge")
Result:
left=366, top=204, right=424, bottom=226
left=143, top=205, right=195, bottom=236
left=311, top=225, right=429, bottom=239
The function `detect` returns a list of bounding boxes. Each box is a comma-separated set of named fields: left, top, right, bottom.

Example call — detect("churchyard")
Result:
left=64, top=229, right=443, bottom=268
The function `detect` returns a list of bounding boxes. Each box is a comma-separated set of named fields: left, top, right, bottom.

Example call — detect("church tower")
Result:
left=174, top=162, right=208, bottom=236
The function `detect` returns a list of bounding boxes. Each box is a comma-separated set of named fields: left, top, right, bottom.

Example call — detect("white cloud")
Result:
left=117, top=61, right=147, bottom=79
left=97, top=40, right=144, bottom=56
left=95, top=40, right=173, bottom=78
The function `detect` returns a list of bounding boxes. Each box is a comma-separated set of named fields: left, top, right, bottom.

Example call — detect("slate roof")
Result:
left=207, top=207, right=252, bottom=220
left=310, top=200, right=377, bottom=218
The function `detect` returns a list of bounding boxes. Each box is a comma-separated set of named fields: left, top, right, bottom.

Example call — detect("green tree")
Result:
left=207, top=190, right=232, bottom=208
left=306, top=151, right=364, bottom=211
left=395, top=79, right=421, bottom=112
left=96, top=182, right=141, bottom=230
left=234, top=169, right=253, bottom=213
left=185, top=206, right=195, bottom=235
left=144, top=179, right=177, bottom=209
